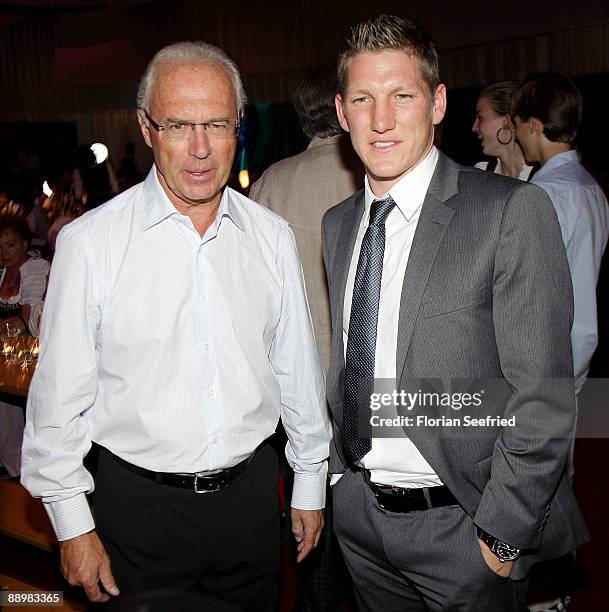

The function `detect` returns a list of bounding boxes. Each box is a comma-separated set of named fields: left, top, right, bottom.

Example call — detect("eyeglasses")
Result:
left=142, top=109, right=240, bottom=142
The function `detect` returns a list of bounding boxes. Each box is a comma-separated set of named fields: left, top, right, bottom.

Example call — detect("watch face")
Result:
left=495, top=540, right=520, bottom=561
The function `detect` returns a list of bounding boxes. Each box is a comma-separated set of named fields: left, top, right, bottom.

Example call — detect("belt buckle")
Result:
left=193, top=472, right=223, bottom=494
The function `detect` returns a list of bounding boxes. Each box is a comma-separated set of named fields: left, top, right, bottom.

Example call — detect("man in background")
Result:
left=250, top=64, right=362, bottom=372
left=512, top=72, right=609, bottom=612
left=250, top=64, right=361, bottom=612
left=512, top=73, right=609, bottom=398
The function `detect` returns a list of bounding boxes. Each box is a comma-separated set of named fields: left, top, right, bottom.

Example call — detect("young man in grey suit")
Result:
left=322, top=14, right=589, bottom=611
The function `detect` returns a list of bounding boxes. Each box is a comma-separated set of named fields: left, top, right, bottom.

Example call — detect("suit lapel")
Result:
left=396, top=153, right=460, bottom=381
left=329, top=191, right=365, bottom=370
left=325, top=192, right=364, bottom=430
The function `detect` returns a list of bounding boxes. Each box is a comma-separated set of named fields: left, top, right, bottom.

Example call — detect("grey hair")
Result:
left=137, top=41, right=247, bottom=116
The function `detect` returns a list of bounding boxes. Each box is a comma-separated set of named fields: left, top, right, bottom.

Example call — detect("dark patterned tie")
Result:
left=343, top=196, right=396, bottom=463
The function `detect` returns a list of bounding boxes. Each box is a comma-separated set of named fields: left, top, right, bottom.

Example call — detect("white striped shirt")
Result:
left=22, top=167, right=331, bottom=541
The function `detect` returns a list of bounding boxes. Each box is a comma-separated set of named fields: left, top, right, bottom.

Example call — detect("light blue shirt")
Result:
left=22, top=167, right=331, bottom=540
left=531, top=150, right=609, bottom=391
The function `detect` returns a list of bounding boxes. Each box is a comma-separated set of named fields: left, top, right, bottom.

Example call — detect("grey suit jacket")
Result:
left=321, top=152, right=589, bottom=580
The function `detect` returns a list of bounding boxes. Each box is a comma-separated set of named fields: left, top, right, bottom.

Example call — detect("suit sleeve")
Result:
left=249, top=170, right=271, bottom=206
left=474, top=182, right=576, bottom=549
left=248, top=178, right=261, bottom=202
left=321, top=212, right=331, bottom=290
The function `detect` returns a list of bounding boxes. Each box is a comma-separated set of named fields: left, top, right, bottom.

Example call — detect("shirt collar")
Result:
left=363, top=145, right=439, bottom=225
left=139, top=165, right=244, bottom=233
left=139, top=166, right=179, bottom=231
left=216, top=187, right=245, bottom=232
left=535, top=149, right=579, bottom=180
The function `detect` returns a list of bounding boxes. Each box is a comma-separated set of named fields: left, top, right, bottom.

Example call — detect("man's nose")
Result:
left=472, top=118, right=479, bottom=133
left=188, top=125, right=212, bottom=159
left=370, top=100, right=396, bottom=133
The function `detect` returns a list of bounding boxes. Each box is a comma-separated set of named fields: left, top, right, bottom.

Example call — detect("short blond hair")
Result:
left=337, top=14, right=439, bottom=96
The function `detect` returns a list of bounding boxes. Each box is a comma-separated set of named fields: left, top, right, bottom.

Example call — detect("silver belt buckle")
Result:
left=193, top=472, right=223, bottom=494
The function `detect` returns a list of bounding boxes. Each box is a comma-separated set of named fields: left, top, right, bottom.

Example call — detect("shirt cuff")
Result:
left=44, top=493, right=95, bottom=541
left=329, top=473, right=343, bottom=486
left=290, top=471, right=327, bottom=509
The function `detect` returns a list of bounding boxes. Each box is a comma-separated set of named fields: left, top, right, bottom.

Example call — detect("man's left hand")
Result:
left=478, top=538, right=514, bottom=578
left=291, top=508, right=324, bottom=563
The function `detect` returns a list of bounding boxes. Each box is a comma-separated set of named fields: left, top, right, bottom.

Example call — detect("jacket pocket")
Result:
left=422, top=287, right=489, bottom=318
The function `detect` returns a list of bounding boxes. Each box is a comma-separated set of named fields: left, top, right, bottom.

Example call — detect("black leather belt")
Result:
left=111, top=450, right=255, bottom=493
left=361, top=470, right=458, bottom=512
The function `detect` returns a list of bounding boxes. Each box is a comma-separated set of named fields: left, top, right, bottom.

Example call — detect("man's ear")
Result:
left=137, top=110, right=153, bottom=149
left=529, top=117, right=544, bottom=135
left=432, top=84, right=447, bottom=125
left=335, top=94, right=350, bottom=133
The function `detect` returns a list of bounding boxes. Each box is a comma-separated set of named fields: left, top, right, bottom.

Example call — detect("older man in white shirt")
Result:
left=21, top=41, right=331, bottom=611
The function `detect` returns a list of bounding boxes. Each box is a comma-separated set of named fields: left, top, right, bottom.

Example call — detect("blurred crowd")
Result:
left=0, top=141, right=142, bottom=479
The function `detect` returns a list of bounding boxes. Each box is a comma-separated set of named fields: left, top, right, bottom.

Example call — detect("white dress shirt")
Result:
left=22, top=167, right=331, bottom=541
left=0, top=255, right=49, bottom=333
left=342, top=146, right=443, bottom=488
left=531, top=150, right=609, bottom=392
left=475, top=159, right=536, bottom=181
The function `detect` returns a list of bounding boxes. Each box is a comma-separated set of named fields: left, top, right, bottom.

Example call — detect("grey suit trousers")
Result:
left=333, top=469, right=528, bottom=612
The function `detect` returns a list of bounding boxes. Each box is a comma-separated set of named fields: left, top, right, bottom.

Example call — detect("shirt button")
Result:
left=212, top=437, right=219, bottom=444
left=208, top=389, right=215, bottom=397
left=203, top=343, right=210, bottom=351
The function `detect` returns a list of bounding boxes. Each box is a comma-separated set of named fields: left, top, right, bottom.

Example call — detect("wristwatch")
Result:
left=476, top=527, right=521, bottom=562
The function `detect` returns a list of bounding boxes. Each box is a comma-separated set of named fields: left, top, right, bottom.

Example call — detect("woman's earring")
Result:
left=496, top=126, right=513, bottom=145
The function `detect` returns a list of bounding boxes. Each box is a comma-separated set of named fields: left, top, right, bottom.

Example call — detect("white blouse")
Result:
left=0, top=254, right=50, bottom=335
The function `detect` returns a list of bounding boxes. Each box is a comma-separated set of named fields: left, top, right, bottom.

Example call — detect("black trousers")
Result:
left=93, top=444, right=280, bottom=612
